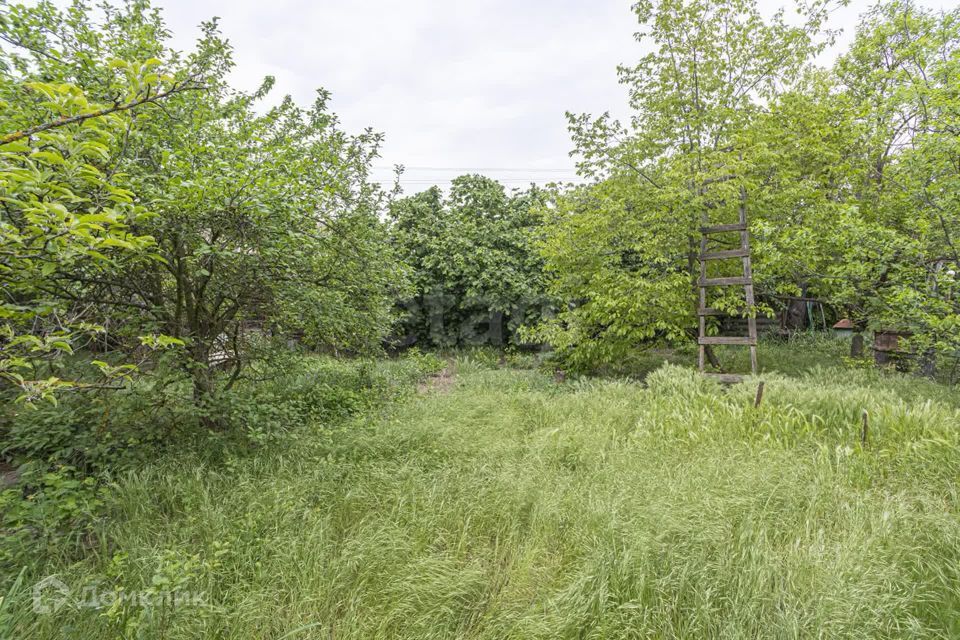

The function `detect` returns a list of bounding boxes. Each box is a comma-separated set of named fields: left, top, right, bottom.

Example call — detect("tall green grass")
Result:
left=6, top=352, right=960, bottom=638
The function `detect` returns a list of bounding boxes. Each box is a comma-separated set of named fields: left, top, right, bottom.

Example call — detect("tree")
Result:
left=539, top=0, right=960, bottom=375
left=0, top=0, right=405, bottom=414
left=536, top=0, right=832, bottom=370
left=751, top=0, right=960, bottom=364
left=845, top=1, right=960, bottom=365
left=122, top=70, right=402, bottom=407
left=0, top=0, right=205, bottom=403
left=389, top=176, right=548, bottom=348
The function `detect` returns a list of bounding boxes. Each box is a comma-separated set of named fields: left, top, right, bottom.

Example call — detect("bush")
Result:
left=0, top=464, right=106, bottom=570
left=0, top=350, right=443, bottom=578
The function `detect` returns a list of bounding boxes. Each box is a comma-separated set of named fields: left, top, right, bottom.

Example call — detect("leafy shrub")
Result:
left=1, top=373, right=198, bottom=474
left=214, top=351, right=443, bottom=445
left=0, top=464, right=106, bottom=570
left=0, top=351, right=443, bottom=578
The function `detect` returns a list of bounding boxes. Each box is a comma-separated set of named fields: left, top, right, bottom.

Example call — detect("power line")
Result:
left=373, top=176, right=577, bottom=181
left=371, top=177, right=579, bottom=182
left=371, top=178, right=574, bottom=184
left=372, top=166, right=577, bottom=173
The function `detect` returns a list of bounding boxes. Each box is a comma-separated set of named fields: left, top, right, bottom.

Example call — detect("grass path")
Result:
left=417, top=359, right=457, bottom=394
left=17, top=357, right=960, bottom=639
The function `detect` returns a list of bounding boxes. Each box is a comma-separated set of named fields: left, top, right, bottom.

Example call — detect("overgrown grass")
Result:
left=5, top=347, right=960, bottom=638
left=0, top=351, right=443, bottom=596
left=555, top=332, right=855, bottom=380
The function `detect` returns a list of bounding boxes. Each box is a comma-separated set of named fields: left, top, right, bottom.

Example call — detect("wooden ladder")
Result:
left=697, top=185, right=757, bottom=377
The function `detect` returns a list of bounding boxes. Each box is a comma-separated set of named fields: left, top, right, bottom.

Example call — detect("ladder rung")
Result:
left=700, top=277, right=752, bottom=287
left=700, top=223, right=747, bottom=233
left=698, top=307, right=724, bottom=316
left=700, top=249, right=750, bottom=260
left=699, top=336, right=757, bottom=345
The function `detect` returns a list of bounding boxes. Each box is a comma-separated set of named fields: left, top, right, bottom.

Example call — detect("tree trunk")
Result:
left=190, top=341, right=219, bottom=430
left=488, top=310, right=505, bottom=346
left=919, top=348, right=937, bottom=378
left=784, top=298, right=808, bottom=331
left=704, top=344, right=721, bottom=369
left=685, top=328, right=722, bottom=369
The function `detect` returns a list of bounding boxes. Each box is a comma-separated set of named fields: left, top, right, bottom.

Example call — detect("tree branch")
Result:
left=1, top=80, right=205, bottom=146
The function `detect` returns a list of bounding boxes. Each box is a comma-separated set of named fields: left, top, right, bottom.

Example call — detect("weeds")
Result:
left=5, top=347, right=959, bottom=638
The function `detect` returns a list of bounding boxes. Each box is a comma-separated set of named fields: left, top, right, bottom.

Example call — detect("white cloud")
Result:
left=148, top=0, right=955, bottom=192
left=156, top=0, right=638, bottom=190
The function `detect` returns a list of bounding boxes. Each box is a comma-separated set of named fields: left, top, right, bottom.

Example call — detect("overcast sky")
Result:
left=153, top=0, right=953, bottom=194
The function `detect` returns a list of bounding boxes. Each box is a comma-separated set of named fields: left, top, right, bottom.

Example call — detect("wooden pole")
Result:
left=739, top=184, right=758, bottom=376
left=754, top=381, right=765, bottom=408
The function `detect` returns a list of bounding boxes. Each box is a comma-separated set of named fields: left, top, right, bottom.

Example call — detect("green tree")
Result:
left=844, top=0, right=960, bottom=365
left=0, top=0, right=205, bottom=402
left=123, top=70, right=401, bottom=405
left=751, top=0, right=960, bottom=365
left=536, top=0, right=832, bottom=370
left=389, top=176, right=548, bottom=348
left=0, top=0, right=405, bottom=413
left=539, top=0, right=960, bottom=375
